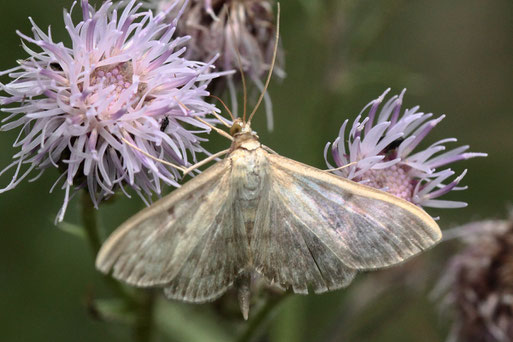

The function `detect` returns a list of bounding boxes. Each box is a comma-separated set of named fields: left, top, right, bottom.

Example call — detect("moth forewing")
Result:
left=162, top=195, right=250, bottom=303
left=265, top=153, right=442, bottom=270
left=95, top=159, right=244, bottom=290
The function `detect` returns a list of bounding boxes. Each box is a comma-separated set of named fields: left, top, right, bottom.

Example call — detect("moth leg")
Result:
left=195, top=116, right=234, bottom=141
left=262, top=145, right=279, bottom=155
left=183, top=149, right=231, bottom=175
left=324, top=161, right=357, bottom=172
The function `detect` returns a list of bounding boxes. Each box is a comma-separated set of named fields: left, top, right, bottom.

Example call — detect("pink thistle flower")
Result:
left=152, top=0, right=285, bottom=130
left=0, top=0, right=227, bottom=222
left=325, top=89, right=487, bottom=210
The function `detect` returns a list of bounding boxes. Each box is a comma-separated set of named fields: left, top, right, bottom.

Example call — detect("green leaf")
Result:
left=155, top=299, right=233, bottom=342
left=270, top=296, right=305, bottom=342
left=298, top=0, right=321, bottom=15
left=93, top=298, right=136, bottom=324
left=56, top=221, right=86, bottom=240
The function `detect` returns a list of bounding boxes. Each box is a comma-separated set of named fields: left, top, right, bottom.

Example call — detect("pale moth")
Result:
left=95, top=4, right=442, bottom=319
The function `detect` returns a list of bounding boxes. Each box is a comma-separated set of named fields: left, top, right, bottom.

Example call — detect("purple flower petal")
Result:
left=0, top=0, right=227, bottom=222
left=325, top=89, right=486, bottom=211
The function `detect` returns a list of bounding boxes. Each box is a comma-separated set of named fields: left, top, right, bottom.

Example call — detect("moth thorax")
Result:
left=232, top=132, right=260, bottom=151
left=231, top=149, right=268, bottom=201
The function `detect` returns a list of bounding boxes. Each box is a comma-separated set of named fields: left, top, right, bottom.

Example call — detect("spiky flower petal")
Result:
left=0, top=0, right=227, bottom=222
left=325, top=89, right=487, bottom=209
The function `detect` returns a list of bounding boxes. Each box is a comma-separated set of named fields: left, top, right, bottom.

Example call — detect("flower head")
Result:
left=0, top=0, right=226, bottom=222
left=325, top=89, right=487, bottom=210
left=435, top=216, right=513, bottom=341
left=152, top=0, right=284, bottom=130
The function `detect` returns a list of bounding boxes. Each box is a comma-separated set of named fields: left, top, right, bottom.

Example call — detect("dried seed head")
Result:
left=153, top=0, right=285, bottom=130
left=437, top=216, right=513, bottom=341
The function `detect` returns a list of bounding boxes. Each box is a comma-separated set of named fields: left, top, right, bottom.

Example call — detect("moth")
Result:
left=96, top=117, right=441, bottom=318
left=95, top=4, right=441, bottom=319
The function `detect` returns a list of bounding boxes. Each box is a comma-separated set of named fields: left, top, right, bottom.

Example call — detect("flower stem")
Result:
left=80, top=190, right=156, bottom=342
left=236, top=293, right=289, bottom=342
left=134, top=290, right=156, bottom=342
left=80, top=191, right=133, bottom=301
left=80, top=191, right=102, bottom=255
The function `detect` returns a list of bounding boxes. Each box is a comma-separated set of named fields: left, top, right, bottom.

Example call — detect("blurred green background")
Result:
left=0, top=0, right=511, bottom=341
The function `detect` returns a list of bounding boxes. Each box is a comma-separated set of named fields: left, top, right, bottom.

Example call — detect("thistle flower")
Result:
left=325, top=89, right=487, bottom=209
left=435, top=216, right=513, bottom=341
left=0, top=0, right=226, bottom=222
left=152, top=0, right=284, bottom=130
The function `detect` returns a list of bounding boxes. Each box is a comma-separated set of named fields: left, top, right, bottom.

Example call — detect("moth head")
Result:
left=230, top=118, right=244, bottom=136
left=230, top=118, right=255, bottom=137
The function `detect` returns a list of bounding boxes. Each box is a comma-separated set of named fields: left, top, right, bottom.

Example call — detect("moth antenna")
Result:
left=325, top=161, right=357, bottom=172
left=121, top=137, right=187, bottom=173
left=209, top=94, right=235, bottom=122
left=194, top=116, right=234, bottom=141
left=247, top=2, right=280, bottom=124
left=228, top=9, right=248, bottom=123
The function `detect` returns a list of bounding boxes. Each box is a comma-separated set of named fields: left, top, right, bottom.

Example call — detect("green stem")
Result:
left=80, top=190, right=156, bottom=342
left=80, top=191, right=102, bottom=255
left=80, top=191, right=133, bottom=301
left=134, top=290, right=156, bottom=342
left=236, top=293, right=289, bottom=342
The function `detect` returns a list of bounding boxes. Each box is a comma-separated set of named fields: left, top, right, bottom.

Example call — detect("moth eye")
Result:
left=230, top=122, right=243, bottom=136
